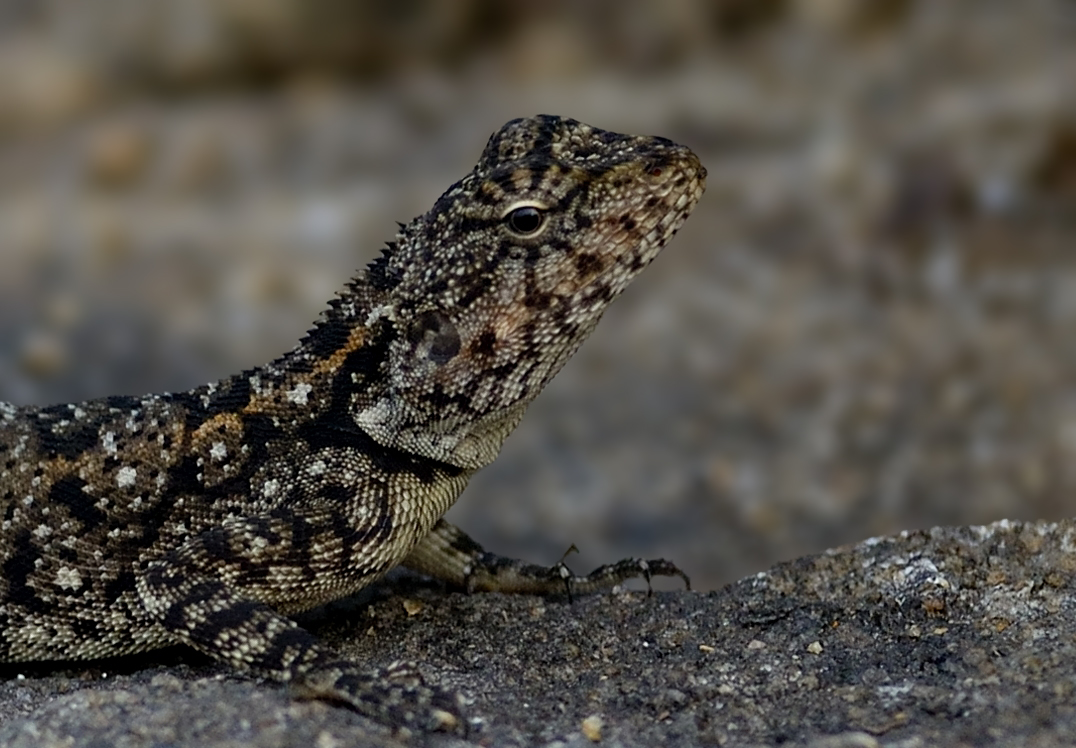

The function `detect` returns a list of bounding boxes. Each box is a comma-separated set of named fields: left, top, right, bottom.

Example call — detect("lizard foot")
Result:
left=464, top=552, right=691, bottom=599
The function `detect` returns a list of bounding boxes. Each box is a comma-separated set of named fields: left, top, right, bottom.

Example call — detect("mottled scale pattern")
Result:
left=0, top=115, right=706, bottom=734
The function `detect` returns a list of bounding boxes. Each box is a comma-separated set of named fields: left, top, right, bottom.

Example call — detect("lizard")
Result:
left=0, top=114, right=706, bottom=734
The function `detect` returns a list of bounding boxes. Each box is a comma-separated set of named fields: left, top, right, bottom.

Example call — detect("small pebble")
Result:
left=581, top=714, right=603, bottom=742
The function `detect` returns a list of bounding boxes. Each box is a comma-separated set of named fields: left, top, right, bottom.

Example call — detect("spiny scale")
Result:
left=0, top=115, right=706, bottom=733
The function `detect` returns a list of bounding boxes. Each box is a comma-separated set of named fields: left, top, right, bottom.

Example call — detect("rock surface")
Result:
left=2, top=0, right=1076, bottom=594
left=3, top=518, right=1076, bottom=747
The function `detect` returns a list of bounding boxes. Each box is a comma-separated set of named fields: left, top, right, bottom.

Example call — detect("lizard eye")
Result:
left=504, top=205, right=545, bottom=237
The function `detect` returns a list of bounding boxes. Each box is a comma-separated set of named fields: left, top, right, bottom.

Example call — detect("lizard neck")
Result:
left=196, top=270, right=510, bottom=480
left=252, top=269, right=527, bottom=473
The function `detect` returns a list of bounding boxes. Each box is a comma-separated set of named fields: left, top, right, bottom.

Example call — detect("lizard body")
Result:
left=0, top=115, right=705, bottom=732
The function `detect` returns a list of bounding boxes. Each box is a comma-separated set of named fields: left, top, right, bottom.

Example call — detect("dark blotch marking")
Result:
left=151, top=571, right=221, bottom=621
left=428, top=382, right=474, bottom=413
left=33, top=405, right=100, bottom=460
left=457, top=278, right=487, bottom=311
left=427, top=276, right=450, bottom=297
left=261, top=625, right=317, bottom=676
left=102, top=571, right=138, bottom=604
left=166, top=455, right=203, bottom=495
left=575, top=253, right=604, bottom=277
left=286, top=509, right=315, bottom=551
left=556, top=182, right=587, bottom=213
left=470, top=331, right=497, bottom=357
left=485, top=361, right=521, bottom=384
left=494, top=240, right=514, bottom=261
left=587, top=283, right=617, bottom=304
left=491, top=170, right=518, bottom=195
left=0, top=613, right=9, bottom=658
left=69, top=613, right=99, bottom=639
left=2, top=529, right=44, bottom=610
left=528, top=168, right=548, bottom=191
left=320, top=484, right=353, bottom=505
left=240, top=413, right=285, bottom=458
left=190, top=598, right=263, bottom=639
left=472, top=186, right=501, bottom=207
left=321, top=483, right=395, bottom=567
left=456, top=215, right=501, bottom=237
left=530, top=118, right=557, bottom=159
left=524, top=291, right=553, bottom=310
left=51, top=480, right=106, bottom=534
left=246, top=516, right=283, bottom=547
left=49, top=475, right=108, bottom=531
left=201, top=528, right=237, bottom=565
left=159, top=411, right=281, bottom=517
left=115, top=489, right=177, bottom=559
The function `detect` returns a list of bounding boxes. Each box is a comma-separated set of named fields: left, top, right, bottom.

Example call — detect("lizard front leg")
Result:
left=135, top=509, right=464, bottom=734
left=402, top=519, right=690, bottom=597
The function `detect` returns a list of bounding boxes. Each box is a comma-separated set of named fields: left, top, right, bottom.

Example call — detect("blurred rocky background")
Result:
left=1, top=0, right=1074, bottom=592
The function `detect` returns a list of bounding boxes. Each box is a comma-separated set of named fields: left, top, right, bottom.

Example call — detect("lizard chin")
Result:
left=354, top=396, right=530, bottom=471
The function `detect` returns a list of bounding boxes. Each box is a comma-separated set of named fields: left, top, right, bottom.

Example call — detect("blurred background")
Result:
left=0, top=0, right=1074, bottom=592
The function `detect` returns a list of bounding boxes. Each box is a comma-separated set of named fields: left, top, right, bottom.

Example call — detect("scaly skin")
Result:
left=0, top=115, right=706, bottom=733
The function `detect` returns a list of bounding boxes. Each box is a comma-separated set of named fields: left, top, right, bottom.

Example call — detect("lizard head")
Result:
left=354, top=115, right=706, bottom=470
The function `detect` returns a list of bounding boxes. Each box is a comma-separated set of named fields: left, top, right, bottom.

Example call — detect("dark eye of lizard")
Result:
left=505, top=206, right=545, bottom=236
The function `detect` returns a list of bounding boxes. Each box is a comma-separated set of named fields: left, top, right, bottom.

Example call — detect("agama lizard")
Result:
left=0, top=115, right=706, bottom=733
